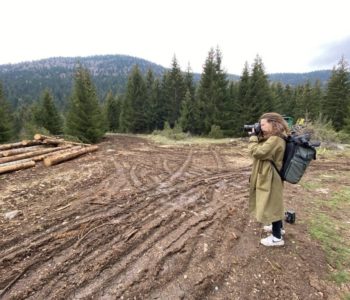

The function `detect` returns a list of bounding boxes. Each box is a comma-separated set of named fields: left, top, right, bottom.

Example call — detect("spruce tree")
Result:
left=0, top=82, right=13, bottom=143
left=120, top=65, right=147, bottom=133
left=66, top=65, right=105, bottom=143
left=39, top=89, right=63, bottom=134
left=227, top=81, right=241, bottom=135
left=162, top=56, right=186, bottom=127
left=179, top=89, right=200, bottom=134
left=196, top=47, right=229, bottom=134
left=105, top=91, right=121, bottom=132
left=237, top=62, right=252, bottom=125
left=249, top=55, right=273, bottom=120
left=283, top=84, right=297, bottom=119
left=323, top=56, right=350, bottom=131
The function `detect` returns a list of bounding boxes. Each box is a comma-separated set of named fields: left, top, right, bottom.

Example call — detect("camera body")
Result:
left=243, top=122, right=261, bottom=135
left=285, top=210, right=296, bottom=224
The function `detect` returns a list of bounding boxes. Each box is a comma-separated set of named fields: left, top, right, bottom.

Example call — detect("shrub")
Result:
left=208, top=125, right=224, bottom=139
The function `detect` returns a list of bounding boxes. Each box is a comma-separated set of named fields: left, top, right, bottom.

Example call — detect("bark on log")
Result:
left=21, top=140, right=44, bottom=147
left=0, top=160, right=35, bottom=174
left=34, top=133, right=90, bottom=147
left=1, top=146, right=43, bottom=157
left=31, top=145, right=78, bottom=162
left=0, top=146, right=72, bottom=164
left=0, top=159, right=33, bottom=167
left=34, top=134, right=54, bottom=141
left=43, top=145, right=98, bottom=167
left=0, top=140, right=42, bottom=151
left=42, top=138, right=65, bottom=146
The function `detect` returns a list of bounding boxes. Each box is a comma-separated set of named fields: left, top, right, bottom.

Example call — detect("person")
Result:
left=248, top=112, right=290, bottom=247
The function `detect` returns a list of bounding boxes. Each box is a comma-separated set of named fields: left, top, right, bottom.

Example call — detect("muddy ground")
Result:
left=0, top=134, right=349, bottom=299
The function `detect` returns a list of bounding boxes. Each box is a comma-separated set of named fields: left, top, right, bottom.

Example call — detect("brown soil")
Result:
left=0, top=134, right=349, bottom=300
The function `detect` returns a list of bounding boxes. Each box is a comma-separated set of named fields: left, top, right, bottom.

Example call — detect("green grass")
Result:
left=143, top=133, right=236, bottom=146
left=307, top=185, right=350, bottom=287
left=300, top=180, right=323, bottom=191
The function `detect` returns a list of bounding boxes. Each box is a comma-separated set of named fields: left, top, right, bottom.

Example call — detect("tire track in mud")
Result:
left=1, top=169, right=250, bottom=298
left=0, top=139, right=251, bottom=299
left=211, top=147, right=225, bottom=170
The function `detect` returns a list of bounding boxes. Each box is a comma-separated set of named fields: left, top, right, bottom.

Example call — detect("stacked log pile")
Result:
left=0, top=135, right=98, bottom=174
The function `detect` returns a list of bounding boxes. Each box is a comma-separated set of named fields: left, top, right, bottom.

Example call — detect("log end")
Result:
left=34, top=134, right=43, bottom=141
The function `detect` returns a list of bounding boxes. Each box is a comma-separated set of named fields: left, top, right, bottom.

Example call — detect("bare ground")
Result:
left=0, top=134, right=349, bottom=299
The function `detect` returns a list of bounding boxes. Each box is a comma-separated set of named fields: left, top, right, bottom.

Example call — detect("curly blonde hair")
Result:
left=259, top=112, right=290, bottom=138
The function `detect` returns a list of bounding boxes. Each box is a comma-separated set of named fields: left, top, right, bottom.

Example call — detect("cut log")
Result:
left=34, top=133, right=90, bottom=147
left=0, top=146, right=72, bottom=164
left=0, top=140, right=43, bottom=151
left=0, top=160, right=35, bottom=175
left=0, top=142, right=25, bottom=151
left=1, top=146, right=44, bottom=157
left=34, top=134, right=65, bottom=146
left=43, top=145, right=98, bottom=167
left=21, top=140, right=44, bottom=147
left=34, top=134, right=54, bottom=141
left=0, top=158, right=33, bottom=167
left=31, top=145, right=78, bottom=162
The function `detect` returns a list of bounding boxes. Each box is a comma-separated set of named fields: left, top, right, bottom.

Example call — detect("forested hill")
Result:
left=0, top=55, right=166, bottom=108
left=0, top=54, right=331, bottom=108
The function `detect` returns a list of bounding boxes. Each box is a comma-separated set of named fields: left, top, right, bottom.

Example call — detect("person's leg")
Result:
left=272, top=220, right=283, bottom=239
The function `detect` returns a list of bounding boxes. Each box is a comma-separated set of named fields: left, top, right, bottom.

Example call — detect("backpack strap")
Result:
left=270, top=160, right=283, bottom=180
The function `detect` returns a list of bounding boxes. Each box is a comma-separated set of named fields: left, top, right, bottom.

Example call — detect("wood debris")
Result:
left=0, top=134, right=98, bottom=174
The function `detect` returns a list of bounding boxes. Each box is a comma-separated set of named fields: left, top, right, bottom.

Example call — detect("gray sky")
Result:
left=1, top=0, right=350, bottom=74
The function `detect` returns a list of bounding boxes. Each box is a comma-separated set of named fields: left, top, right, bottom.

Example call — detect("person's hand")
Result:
left=249, top=128, right=257, bottom=136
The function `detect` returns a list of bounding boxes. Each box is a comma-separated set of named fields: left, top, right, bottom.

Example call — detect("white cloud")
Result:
left=1, top=0, right=350, bottom=74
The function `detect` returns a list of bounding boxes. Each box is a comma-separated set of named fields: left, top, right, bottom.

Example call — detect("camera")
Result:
left=243, top=122, right=261, bottom=135
left=285, top=210, right=296, bottom=224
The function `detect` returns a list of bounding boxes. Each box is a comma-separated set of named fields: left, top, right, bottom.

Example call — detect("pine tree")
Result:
left=227, top=81, right=241, bottom=135
left=309, top=80, right=323, bottom=121
left=323, top=56, right=350, bottom=131
left=0, top=82, right=13, bottom=143
left=283, top=84, right=297, bottom=119
left=196, top=47, right=229, bottom=134
left=162, top=56, right=186, bottom=127
left=120, top=65, right=147, bottom=133
left=66, top=65, right=105, bottom=143
left=39, top=89, right=63, bottom=134
left=179, top=89, right=200, bottom=134
left=105, top=91, right=121, bottom=132
left=237, top=62, right=252, bottom=125
left=249, top=55, right=273, bottom=120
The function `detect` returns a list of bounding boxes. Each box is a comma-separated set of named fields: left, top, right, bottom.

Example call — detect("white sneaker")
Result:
left=260, top=234, right=285, bottom=247
left=263, top=225, right=285, bottom=235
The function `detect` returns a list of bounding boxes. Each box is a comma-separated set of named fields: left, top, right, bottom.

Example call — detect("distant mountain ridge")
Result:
left=0, top=54, right=332, bottom=108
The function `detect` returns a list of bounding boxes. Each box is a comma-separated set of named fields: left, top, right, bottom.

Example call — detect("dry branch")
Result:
left=43, top=145, right=98, bottom=166
left=0, top=160, right=35, bottom=174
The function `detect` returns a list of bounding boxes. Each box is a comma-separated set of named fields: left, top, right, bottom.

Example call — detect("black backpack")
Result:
left=270, top=133, right=319, bottom=184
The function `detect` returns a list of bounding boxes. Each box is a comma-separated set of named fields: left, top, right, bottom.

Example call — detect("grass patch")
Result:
left=300, top=180, right=323, bottom=191
left=144, top=134, right=236, bottom=146
left=326, top=187, right=350, bottom=209
left=308, top=185, right=350, bottom=286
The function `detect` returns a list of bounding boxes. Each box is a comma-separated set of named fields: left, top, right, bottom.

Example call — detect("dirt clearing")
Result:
left=1, top=134, right=349, bottom=299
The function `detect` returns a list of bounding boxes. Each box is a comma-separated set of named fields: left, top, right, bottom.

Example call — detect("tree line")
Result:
left=1, top=48, right=350, bottom=144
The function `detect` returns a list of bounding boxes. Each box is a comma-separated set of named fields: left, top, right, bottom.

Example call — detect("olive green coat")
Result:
left=248, top=135, right=286, bottom=224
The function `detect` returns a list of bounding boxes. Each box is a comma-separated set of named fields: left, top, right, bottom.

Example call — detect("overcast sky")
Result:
left=1, top=0, right=350, bottom=74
